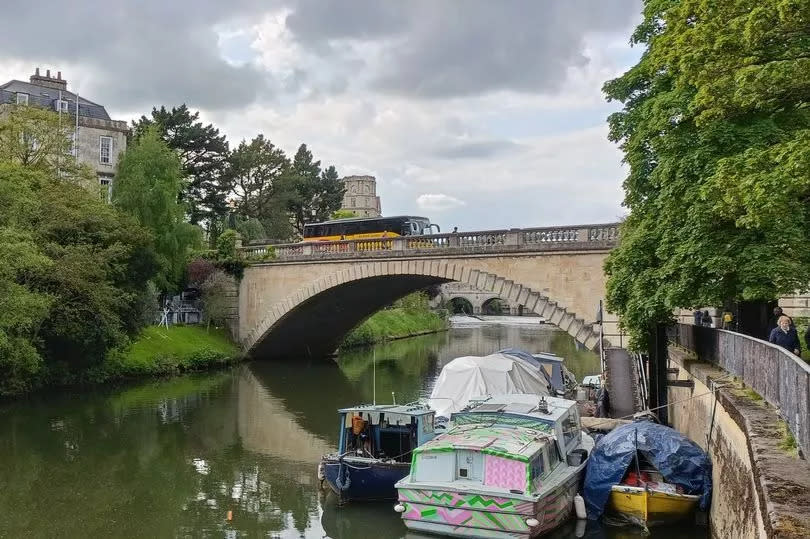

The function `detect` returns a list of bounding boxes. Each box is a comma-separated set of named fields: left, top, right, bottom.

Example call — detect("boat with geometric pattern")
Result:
left=394, top=393, right=593, bottom=537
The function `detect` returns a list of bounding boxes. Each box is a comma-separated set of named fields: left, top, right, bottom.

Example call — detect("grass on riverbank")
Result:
left=341, top=306, right=447, bottom=349
left=101, top=325, right=242, bottom=378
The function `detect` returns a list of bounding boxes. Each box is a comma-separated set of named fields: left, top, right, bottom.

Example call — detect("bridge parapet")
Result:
left=241, top=222, right=620, bottom=262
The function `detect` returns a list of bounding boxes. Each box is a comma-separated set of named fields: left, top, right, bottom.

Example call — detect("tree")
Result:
left=287, top=144, right=344, bottom=235
left=0, top=162, right=160, bottom=392
left=0, top=105, right=91, bottom=183
left=200, top=270, right=233, bottom=330
left=114, top=127, right=201, bottom=292
left=603, top=0, right=810, bottom=349
left=228, top=135, right=294, bottom=241
left=331, top=209, right=357, bottom=219
left=132, top=105, right=230, bottom=226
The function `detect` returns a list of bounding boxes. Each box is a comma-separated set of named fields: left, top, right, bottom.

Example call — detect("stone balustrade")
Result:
left=241, top=223, right=620, bottom=262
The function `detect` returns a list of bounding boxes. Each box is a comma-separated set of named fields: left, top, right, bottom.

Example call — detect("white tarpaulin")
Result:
left=428, top=352, right=552, bottom=418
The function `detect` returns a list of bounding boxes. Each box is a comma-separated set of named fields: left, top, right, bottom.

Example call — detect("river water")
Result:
left=0, top=324, right=706, bottom=538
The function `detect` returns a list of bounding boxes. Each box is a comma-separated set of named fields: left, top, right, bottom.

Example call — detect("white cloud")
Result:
left=416, top=194, right=466, bottom=211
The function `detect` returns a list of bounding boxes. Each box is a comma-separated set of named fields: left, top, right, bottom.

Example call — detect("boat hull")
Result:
left=322, top=455, right=409, bottom=502
left=397, top=469, right=582, bottom=538
left=608, top=485, right=699, bottom=527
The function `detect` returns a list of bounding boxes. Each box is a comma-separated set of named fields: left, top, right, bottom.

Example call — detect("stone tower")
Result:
left=340, top=175, right=382, bottom=217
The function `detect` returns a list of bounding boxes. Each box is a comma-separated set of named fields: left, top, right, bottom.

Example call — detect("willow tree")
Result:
left=113, top=128, right=201, bottom=292
left=603, top=0, right=810, bottom=348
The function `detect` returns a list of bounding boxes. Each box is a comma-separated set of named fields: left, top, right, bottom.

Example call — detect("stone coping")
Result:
left=670, top=347, right=810, bottom=538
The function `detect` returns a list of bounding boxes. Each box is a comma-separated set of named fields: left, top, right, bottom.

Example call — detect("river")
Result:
left=0, top=323, right=706, bottom=538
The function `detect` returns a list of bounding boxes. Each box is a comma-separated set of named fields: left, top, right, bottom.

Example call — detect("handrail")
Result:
left=240, top=222, right=620, bottom=261
left=669, top=323, right=809, bottom=457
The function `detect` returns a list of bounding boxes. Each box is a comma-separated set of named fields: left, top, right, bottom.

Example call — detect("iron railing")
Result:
left=670, top=323, right=809, bottom=457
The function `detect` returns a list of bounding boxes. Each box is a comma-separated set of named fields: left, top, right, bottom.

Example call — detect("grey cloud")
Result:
left=0, top=1, right=279, bottom=111
left=432, top=140, right=524, bottom=160
left=285, top=0, right=641, bottom=98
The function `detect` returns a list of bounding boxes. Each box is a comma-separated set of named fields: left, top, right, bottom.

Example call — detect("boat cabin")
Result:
left=337, top=404, right=436, bottom=463
left=408, top=395, right=585, bottom=495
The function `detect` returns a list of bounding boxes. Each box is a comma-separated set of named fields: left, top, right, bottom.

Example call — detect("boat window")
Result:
left=561, top=410, right=580, bottom=448
left=530, top=454, right=544, bottom=480
left=379, top=428, right=412, bottom=462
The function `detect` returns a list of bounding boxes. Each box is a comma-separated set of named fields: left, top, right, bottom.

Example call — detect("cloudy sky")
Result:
left=0, top=1, right=642, bottom=231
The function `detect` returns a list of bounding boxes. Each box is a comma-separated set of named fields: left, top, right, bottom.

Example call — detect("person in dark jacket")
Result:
left=769, top=315, right=801, bottom=356
left=700, top=310, right=712, bottom=327
left=693, top=310, right=702, bottom=326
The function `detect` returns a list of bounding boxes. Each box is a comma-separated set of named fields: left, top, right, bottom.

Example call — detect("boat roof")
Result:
left=338, top=403, right=434, bottom=417
left=415, top=423, right=552, bottom=461
left=454, top=393, right=576, bottom=423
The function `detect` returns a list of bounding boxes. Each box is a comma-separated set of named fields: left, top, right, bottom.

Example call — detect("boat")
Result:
left=394, top=393, right=594, bottom=538
left=427, top=349, right=554, bottom=420
left=583, top=421, right=712, bottom=529
left=321, top=348, right=565, bottom=504
left=320, top=403, right=437, bottom=503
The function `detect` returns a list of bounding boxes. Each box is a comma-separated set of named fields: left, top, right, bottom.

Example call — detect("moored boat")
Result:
left=320, top=403, right=436, bottom=503
left=583, top=421, right=711, bottom=529
left=394, top=394, right=593, bottom=538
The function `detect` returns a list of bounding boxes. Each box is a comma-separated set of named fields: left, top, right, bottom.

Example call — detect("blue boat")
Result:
left=319, top=403, right=436, bottom=503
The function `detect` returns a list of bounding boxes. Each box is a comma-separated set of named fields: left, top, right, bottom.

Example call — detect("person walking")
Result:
left=769, top=315, right=801, bottom=356
left=722, top=311, right=733, bottom=330
left=701, top=310, right=712, bottom=327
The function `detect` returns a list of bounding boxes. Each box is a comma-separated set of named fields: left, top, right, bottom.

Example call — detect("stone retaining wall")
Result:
left=668, top=347, right=810, bottom=538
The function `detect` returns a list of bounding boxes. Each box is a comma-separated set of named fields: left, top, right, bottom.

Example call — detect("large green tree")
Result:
left=114, top=128, right=201, bottom=292
left=287, top=144, right=344, bottom=235
left=132, top=105, right=230, bottom=225
left=228, top=134, right=294, bottom=241
left=0, top=162, right=160, bottom=394
left=603, top=0, right=810, bottom=348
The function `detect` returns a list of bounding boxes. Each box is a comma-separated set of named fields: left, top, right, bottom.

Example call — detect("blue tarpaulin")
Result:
left=583, top=421, right=712, bottom=520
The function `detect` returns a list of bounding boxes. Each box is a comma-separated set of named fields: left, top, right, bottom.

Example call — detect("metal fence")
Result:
left=670, top=323, right=810, bottom=457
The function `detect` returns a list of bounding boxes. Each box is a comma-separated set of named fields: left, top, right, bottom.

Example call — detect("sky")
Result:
left=0, top=1, right=643, bottom=232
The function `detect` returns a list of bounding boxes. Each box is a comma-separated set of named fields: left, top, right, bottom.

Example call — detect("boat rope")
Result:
left=583, top=373, right=736, bottom=431
left=334, top=460, right=352, bottom=491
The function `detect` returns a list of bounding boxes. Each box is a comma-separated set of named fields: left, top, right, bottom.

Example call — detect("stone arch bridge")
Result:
left=236, top=224, right=621, bottom=360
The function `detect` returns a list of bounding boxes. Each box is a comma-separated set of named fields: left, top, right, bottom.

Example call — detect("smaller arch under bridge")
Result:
left=238, top=223, right=621, bottom=360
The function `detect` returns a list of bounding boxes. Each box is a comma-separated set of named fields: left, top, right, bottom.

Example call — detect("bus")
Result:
left=303, top=215, right=441, bottom=241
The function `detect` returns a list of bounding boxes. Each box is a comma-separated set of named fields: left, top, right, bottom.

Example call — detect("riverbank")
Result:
left=340, top=306, right=447, bottom=349
left=96, top=325, right=243, bottom=380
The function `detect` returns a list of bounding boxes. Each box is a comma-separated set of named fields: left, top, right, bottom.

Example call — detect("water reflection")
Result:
left=0, top=325, right=698, bottom=538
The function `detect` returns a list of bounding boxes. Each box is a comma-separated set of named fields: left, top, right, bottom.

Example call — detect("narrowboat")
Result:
left=319, top=403, right=436, bottom=503
left=583, top=421, right=712, bottom=530
left=394, top=394, right=593, bottom=538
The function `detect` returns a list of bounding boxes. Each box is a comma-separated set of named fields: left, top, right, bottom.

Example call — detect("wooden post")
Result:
left=648, top=323, right=669, bottom=424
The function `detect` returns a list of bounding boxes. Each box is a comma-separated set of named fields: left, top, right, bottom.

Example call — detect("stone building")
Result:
left=340, top=175, right=381, bottom=217
left=0, top=68, right=128, bottom=200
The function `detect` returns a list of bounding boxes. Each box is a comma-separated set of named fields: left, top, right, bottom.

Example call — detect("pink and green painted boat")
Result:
left=394, top=394, right=593, bottom=538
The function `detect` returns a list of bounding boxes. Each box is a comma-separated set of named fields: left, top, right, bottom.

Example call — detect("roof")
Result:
left=415, top=423, right=552, bottom=461
left=0, top=79, right=111, bottom=120
left=454, top=393, right=575, bottom=423
left=338, top=403, right=434, bottom=417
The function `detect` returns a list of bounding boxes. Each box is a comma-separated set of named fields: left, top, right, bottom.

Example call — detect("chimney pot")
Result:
left=46, top=69, right=50, bottom=78
left=35, top=67, right=40, bottom=76
left=57, top=71, right=61, bottom=80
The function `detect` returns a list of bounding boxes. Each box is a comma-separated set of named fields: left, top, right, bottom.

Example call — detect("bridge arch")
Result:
left=447, top=297, right=474, bottom=315
left=243, top=260, right=608, bottom=359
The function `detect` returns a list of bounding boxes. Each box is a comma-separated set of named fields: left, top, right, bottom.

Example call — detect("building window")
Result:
left=99, top=177, right=112, bottom=203
left=16, top=93, right=28, bottom=105
left=55, top=100, right=69, bottom=113
left=99, top=136, right=112, bottom=165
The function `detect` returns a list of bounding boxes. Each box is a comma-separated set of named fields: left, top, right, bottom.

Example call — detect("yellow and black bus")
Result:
left=303, top=215, right=440, bottom=241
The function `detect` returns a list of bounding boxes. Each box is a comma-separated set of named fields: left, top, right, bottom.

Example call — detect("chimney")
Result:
left=30, top=67, right=68, bottom=91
